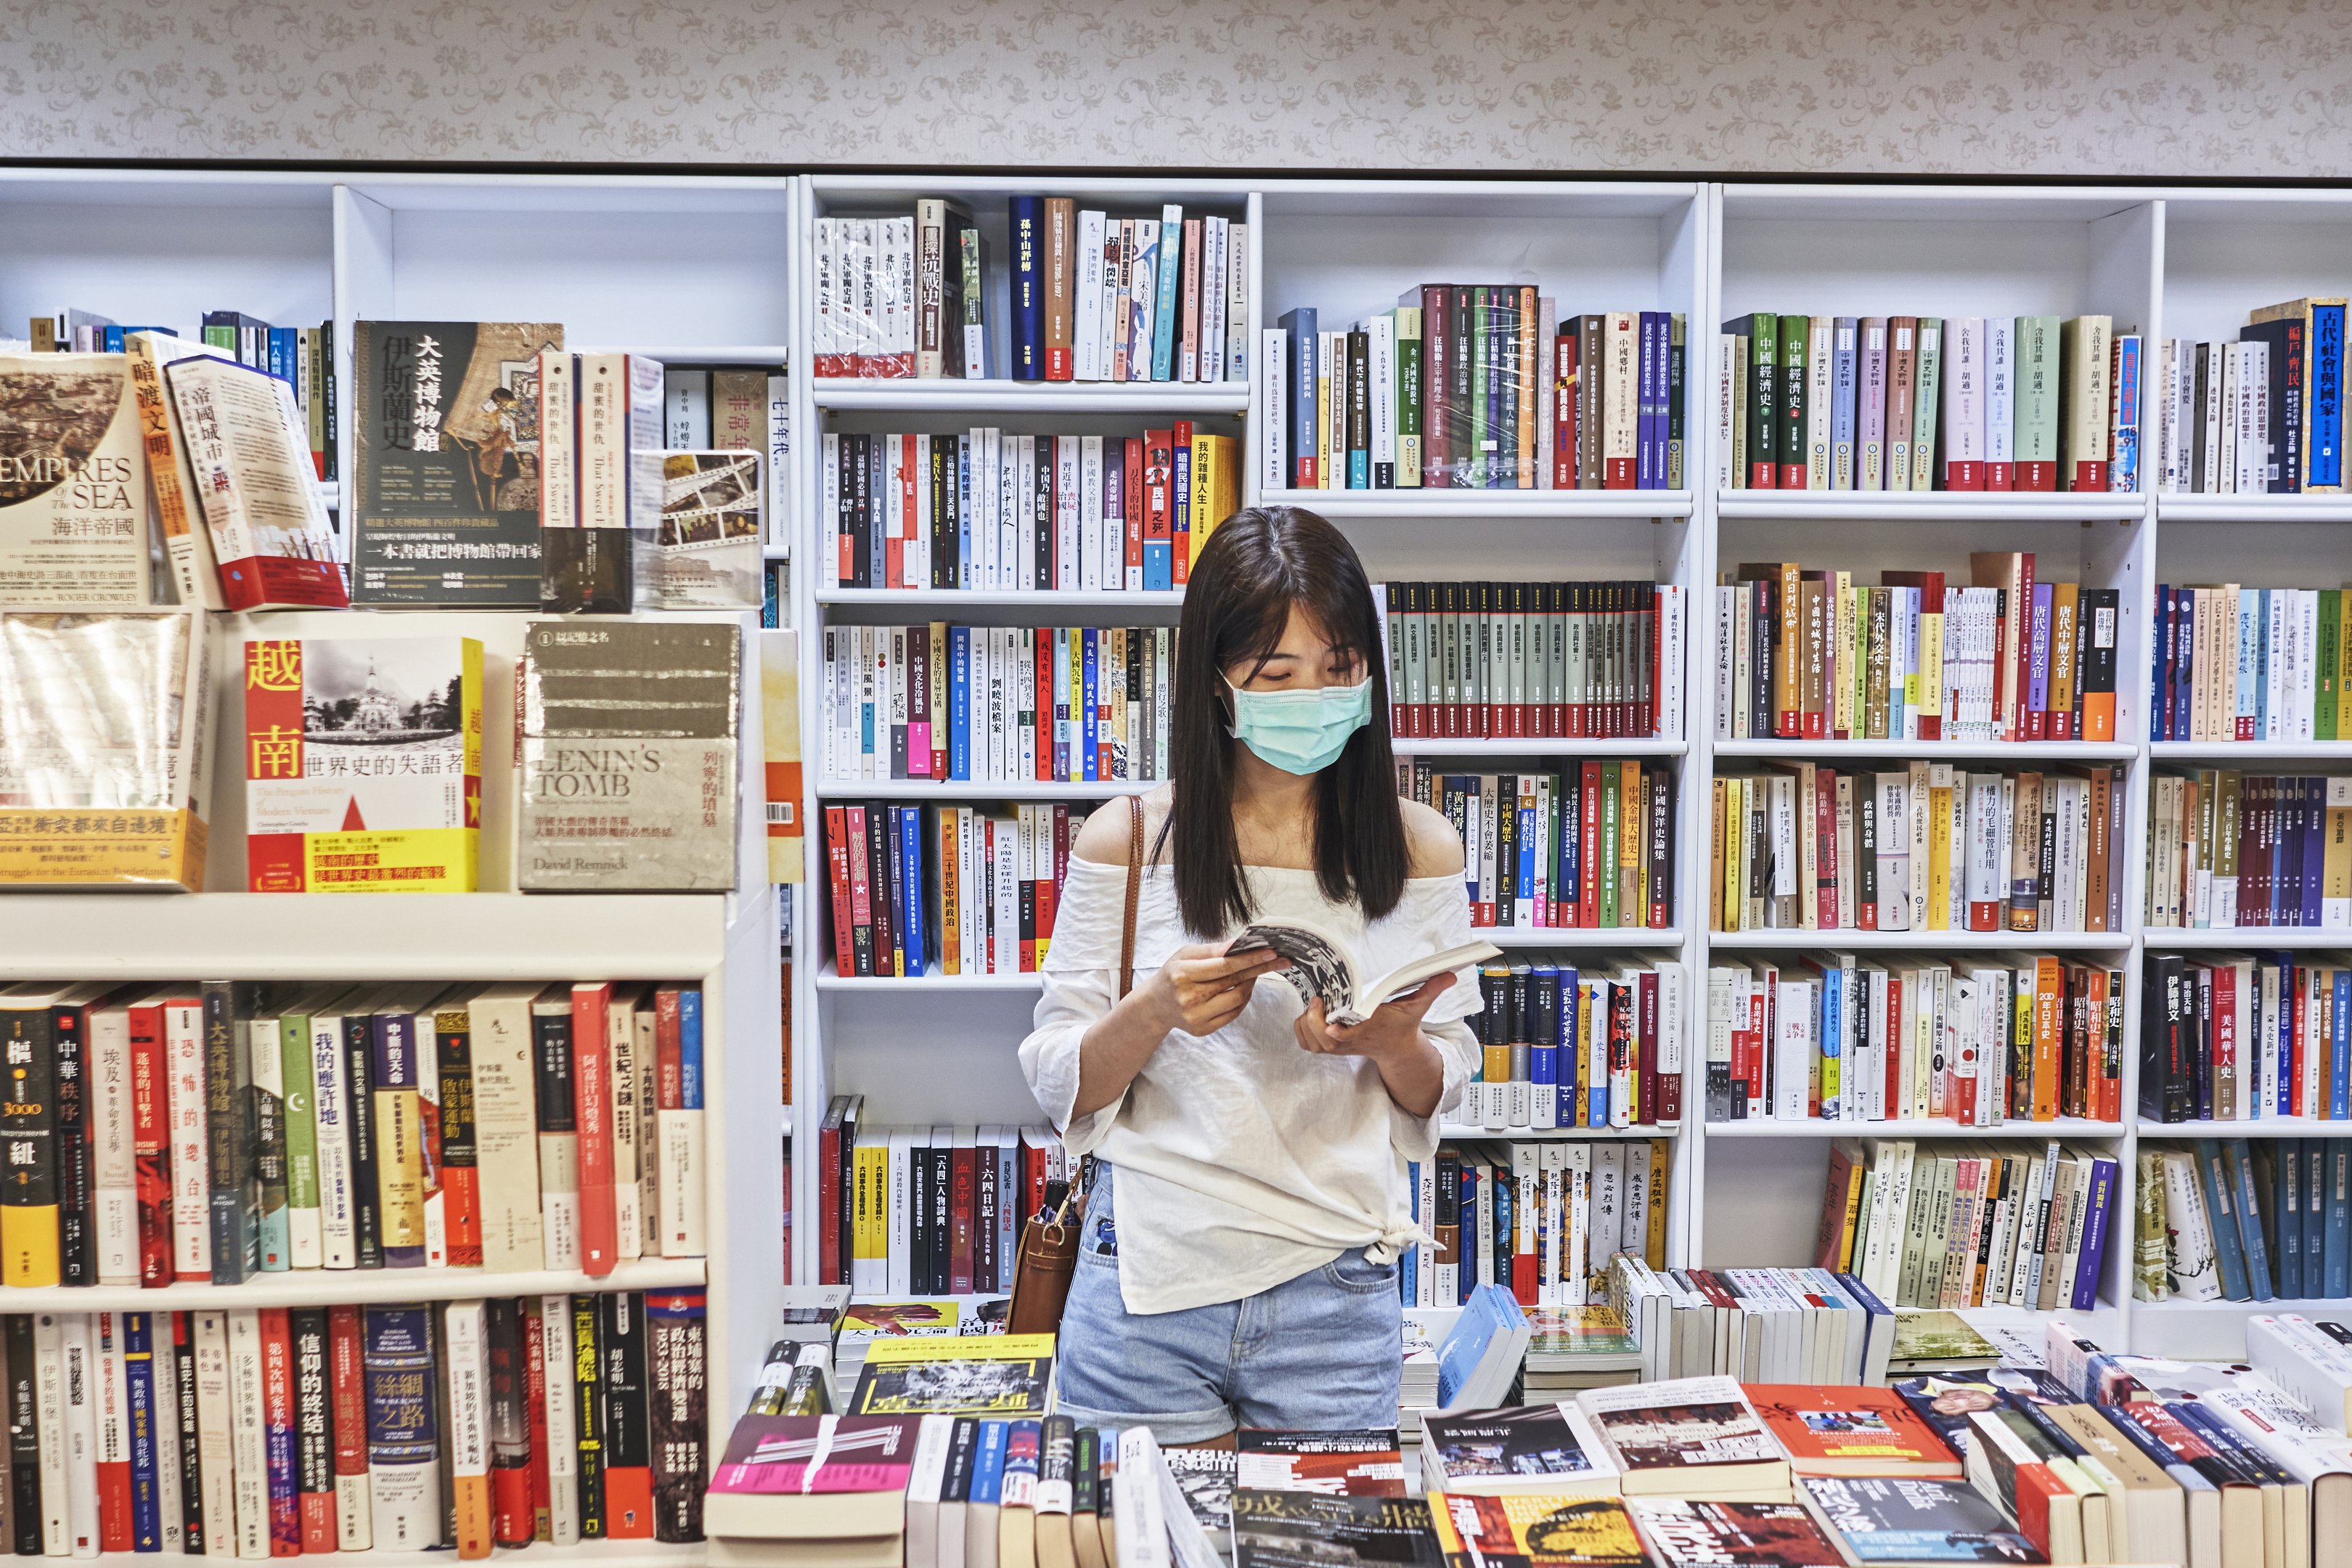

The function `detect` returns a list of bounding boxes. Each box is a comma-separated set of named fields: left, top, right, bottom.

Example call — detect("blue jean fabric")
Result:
left=1050, top=1164, right=1404, bottom=1443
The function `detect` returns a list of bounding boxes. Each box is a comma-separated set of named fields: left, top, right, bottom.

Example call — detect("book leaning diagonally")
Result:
left=1225, top=918, right=1499, bottom=1027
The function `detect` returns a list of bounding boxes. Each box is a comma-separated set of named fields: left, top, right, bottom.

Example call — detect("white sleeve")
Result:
left=1387, top=874, right=1487, bottom=1161
left=1018, top=857, right=1138, bottom=1156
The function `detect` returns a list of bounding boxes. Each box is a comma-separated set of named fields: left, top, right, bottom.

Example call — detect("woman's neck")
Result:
left=1230, top=743, right=1318, bottom=859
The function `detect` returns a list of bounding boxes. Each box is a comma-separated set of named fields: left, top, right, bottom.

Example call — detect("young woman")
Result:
left=1018, top=505, right=1482, bottom=1442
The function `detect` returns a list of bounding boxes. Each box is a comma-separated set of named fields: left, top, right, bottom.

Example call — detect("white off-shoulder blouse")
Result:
left=1016, top=856, right=1484, bottom=1315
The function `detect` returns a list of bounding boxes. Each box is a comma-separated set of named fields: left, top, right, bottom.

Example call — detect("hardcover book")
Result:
left=242, top=635, right=484, bottom=893
left=637, top=449, right=762, bottom=610
left=1626, top=1498, right=1846, bottom=1568
left=350, top=322, right=563, bottom=606
left=0, top=608, right=211, bottom=890
left=519, top=619, right=741, bottom=892
left=0, top=354, right=152, bottom=605
left=1427, top=1491, right=1646, bottom=1568
left=542, top=351, right=661, bottom=614
left=1235, top=1491, right=1442, bottom=1568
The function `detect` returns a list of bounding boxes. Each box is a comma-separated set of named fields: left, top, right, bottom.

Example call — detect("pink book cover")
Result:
left=711, top=1416, right=924, bottom=1495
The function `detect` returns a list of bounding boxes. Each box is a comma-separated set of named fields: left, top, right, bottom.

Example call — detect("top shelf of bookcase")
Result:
left=812, top=380, right=1250, bottom=413
left=0, top=893, right=749, bottom=981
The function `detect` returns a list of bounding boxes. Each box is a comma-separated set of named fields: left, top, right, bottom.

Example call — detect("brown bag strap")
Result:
left=1119, top=793, right=1144, bottom=1001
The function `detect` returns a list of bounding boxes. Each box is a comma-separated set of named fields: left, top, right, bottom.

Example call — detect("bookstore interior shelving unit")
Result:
left=0, top=168, right=785, bottom=1568
left=15, top=166, right=2352, bottom=1501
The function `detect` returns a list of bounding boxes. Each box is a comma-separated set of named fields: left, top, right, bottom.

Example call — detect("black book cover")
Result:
left=836, top=1101, right=859, bottom=1297
left=290, top=1308, right=335, bottom=1542
left=341, top=1010, right=382, bottom=1269
left=173, top=1312, right=203, bottom=1552
left=601, top=1291, right=652, bottom=1537
left=4, top=1315, right=34, bottom=1553
left=2242, top=318, right=2306, bottom=494
left=848, top=433, right=871, bottom=589
left=865, top=801, right=897, bottom=975
left=49, top=999, right=92, bottom=1288
left=350, top=322, right=562, bottom=605
left=909, top=1132, right=933, bottom=1294
left=200, top=981, right=260, bottom=1286
left=646, top=1291, right=707, bottom=1543
left=571, top=1295, right=604, bottom=1538
left=1231, top=1491, right=1440, bottom=1568
left=928, top=1140, right=952, bottom=1297
left=931, top=437, right=954, bottom=590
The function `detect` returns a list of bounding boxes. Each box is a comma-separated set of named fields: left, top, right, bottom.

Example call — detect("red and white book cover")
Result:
left=569, top=984, right=617, bottom=1276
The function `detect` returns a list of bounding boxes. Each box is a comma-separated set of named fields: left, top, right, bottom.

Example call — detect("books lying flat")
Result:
left=848, top=1334, right=1054, bottom=1418
left=1626, top=1498, right=1847, bottom=1568
left=1746, top=1383, right=1963, bottom=1478
left=1419, top=1403, right=1620, bottom=1497
left=1228, top=917, right=1499, bottom=1027
left=1234, top=1429, right=1405, bottom=1498
left=704, top=1412, right=923, bottom=1545
left=1233, top=1491, right=1442, bottom=1568
left=1573, top=1377, right=1792, bottom=1500
left=1802, top=1476, right=2042, bottom=1564
left=1428, top=1492, right=1649, bottom=1568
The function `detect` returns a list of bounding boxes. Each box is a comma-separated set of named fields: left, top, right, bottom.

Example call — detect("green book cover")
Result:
left=1724, top=312, right=1779, bottom=482
left=2321, top=589, right=2340, bottom=742
left=278, top=1007, right=321, bottom=1267
left=1912, top=318, right=1944, bottom=491
left=2014, top=316, right=2062, bottom=469
left=1779, top=312, right=1810, bottom=483
left=1395, top=307, right=1424, bottom=489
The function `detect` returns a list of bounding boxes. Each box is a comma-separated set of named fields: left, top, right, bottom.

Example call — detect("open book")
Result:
left=1228, top=916, right=1498, bottom=1026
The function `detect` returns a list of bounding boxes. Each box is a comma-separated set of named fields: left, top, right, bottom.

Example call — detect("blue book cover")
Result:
left=1831, top=317, right=1860, bottom=486
left=1401, top=1161, right=1420, bottom=1304
left=2329, top=1140, right=2352, bottom=1297
left=2311, top=303, right=2346, bottom=488
left=123, top=1312, right=161, bottom=1551
left=1492, top=1175, right=1513, bottom=1297
left=897, top=807, right=926, bottom=976
left=2150, top=587, right=2170, bottom=740
left=948, top=626, right=971, bottom=780
left=970, top=1419, right=1008, bottom=1506
left=2306, top=1141, right=2329, bottom=1294
left=679, top=986, right=703, bottom=1111
left=2336, top=974, right=2352, bottom=1119
left=1818, top=965, right=1843, bottom=1121
left=1643, top=311, right=1670, bottom=489
left=1555, top=965, right=1580, bottom=1126
left=1276, top=308, right=1318, bottom=489
left=1153, top=206, right=1184, bottom=384
left=2173, top=588, right=2195, bottom=741
left=1435, top=1283, right=1524, bottom=1409
left=2197, top=1139, right=2254, bottom=1300
left=956, top=438, right=973, bottom=587
left=1080, top=629, right=1098, bottom=784
left=2072, top=1155, right=2118, bottom=1311
left=2275, top=1137, right=2304, bottom=1299
left=1008, top=197, right=1046, bottom=381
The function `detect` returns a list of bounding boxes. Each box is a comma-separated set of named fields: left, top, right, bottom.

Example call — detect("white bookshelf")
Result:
left=28, top=166, right=2352, bottom=1397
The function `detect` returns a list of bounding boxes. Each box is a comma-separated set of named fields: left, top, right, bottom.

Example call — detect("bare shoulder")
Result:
left=1401, top=798, right=1464, bottom=878
left=1071, top=785, right=1174, bottom=867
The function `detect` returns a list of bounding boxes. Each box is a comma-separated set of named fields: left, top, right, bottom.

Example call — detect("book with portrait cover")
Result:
left=1236, top=1429, right=1406, bottom=1497
left=848, top=1335, right=1053, bottom=1418
left=1235, top=1491, right=1442, bottom=1568
left=351, top=322, right=562, bottom=606
left=1419, top=1404, right=1619, bottom=1498
left=1626, top=1498, right=1845, bottom=1568
left=1428, top=1491, right=1646, bottom=1568
left=1744, top=1384, right=1962, bottom=1478
left=242, top=635, right=483, bottom=894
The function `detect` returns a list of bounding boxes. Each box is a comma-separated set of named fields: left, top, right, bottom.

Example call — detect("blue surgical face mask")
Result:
left=1225, top=677, right=1373, bottom=775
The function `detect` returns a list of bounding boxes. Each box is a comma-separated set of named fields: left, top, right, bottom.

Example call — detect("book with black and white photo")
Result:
left=1226, top=918, right=1498, bottom=1027
left=1419, top=1403, right=1620, bottom=1497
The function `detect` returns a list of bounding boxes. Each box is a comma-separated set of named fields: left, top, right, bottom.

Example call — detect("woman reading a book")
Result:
left=1020, top=505, right=1485, bottom=1443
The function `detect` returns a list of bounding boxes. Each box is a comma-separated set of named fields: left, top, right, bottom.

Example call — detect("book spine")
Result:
left=600, top=1293, right=652, bottom=1539
left=532, top=1005, right=581, bottom=1272
left=0, top=1005, right=60, bottom=1288
left=289, top=1309, right=335, bottom=1553
left=53, top=1003, right=94, bottom=1288
left=362, top=1306, right=440, bottom=1550
left=327, top=1305, right=370, bottom=1551
left=261, top=1308, right=299, bottom=1556
left=570, top=987, right=616, bottom=1275
left=444, top=1300, right=491, bottom=1560
left=342, top=1012, right=380, bottom=1270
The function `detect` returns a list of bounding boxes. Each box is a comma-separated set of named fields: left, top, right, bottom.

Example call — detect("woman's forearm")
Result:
left=1373, top=1032, right=1447, bottom=1119
left=1071, top=986, right=1175, bottom=1119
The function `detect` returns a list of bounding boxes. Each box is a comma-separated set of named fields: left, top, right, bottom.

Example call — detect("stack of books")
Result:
left=1707, top=955, right=2127, bottom=1126
left=1266, top=301, right=1689, bottom=491
left=1718, top=313, right=2128, bottom=493
left=1715, top=554, right=2121, bottom=743
left=1710, top=762, right=2128, bottom=936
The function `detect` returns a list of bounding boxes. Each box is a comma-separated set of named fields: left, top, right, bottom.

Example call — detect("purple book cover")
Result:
left=1858, top=319, right=1890, bottom=489
left=2028, top=582, right=2054, bottom=722
left=2072, top=1156, right=2118, bottom=1312
left=1637, top=312, right=1662, bottom=489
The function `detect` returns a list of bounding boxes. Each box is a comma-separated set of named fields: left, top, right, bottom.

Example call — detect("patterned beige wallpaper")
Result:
left=5, top=0, right=2350, bottom=176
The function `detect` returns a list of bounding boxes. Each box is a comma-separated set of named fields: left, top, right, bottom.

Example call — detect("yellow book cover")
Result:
left=759, top=629, right=802, bottom=885
left=850, top=1333, right=1056, bottom=1416
left=1926, top=769, right=1956, bottom=931
left=1431, top=1493, right=1646, bottom=1568
left=938, top=809, right=963, bottom=976
left=1618, top=761, right=1642, bottom=930
left=244, top=636, right=484, bottom=893
left=1918, top=610, right=1944, bottom=722
left=1833, top=574, right=1856, bottom=737
left=1720, top=777, right=1743, bottom=931
left=1645, top=1140, right=1669, bottom=1267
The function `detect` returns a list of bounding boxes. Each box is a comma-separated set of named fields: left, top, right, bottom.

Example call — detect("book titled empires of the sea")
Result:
left=519, top=619, right=742, bottom=892
left=351, top=322, right=562, bottom=605
left=0, top=354, right=152, bottom=604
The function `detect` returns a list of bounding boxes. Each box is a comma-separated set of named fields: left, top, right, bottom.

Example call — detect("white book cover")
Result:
left=87, top=1001, right=139, bottom=1286
left=163, top=1000, right=211, bottom=1282
left=1985, top=317, right=2014, bottom=482
left=1775, top=979, right=1813, bottom=1120
left=1808, top=317, right=1834, bottom=489
left=540, top=1300, right=579, bottom=1544
left=463, top=986, right=543, bottom=1275
left=443, top=1301, right=490, bottom=1559
left=1261, top=330, right=1289, bottom=491
left=308, top=1001, right=360, bottom=1271
left=226, top=1312, right=267, bottom=1560
left=1369, top=312, right=1396, bottom=484
left=1074, top=209, right=1106, bottom=383
left=62, top=1315, right=97, bottom=1558
left=150, top=1322, right=184, bottom=1553
left=1714, top=334, right=1739, bottom=491
left=33, top=1313, right=68, bottom=1555
left=1943, top=316, right=1985, bottom=485
left=194, top=1311, right=234, bottom=1560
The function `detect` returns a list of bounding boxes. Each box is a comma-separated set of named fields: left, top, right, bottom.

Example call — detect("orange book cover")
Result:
left=2031, top=956, right=2065, bottom=1121
left=1743, top=1386, right=1961, bottom=1477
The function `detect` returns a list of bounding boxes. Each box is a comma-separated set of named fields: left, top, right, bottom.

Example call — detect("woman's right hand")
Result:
left=1143, top=942, right=1290, bottom=1037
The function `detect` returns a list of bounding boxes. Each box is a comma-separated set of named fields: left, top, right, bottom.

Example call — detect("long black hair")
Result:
left=1162, top=505, right=1406, bottom=936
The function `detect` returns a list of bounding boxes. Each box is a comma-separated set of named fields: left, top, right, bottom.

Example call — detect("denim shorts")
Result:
left=1051, top=1164, right=1404, bottom=1443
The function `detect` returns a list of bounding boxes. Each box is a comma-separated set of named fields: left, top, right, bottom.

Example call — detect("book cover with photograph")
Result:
left=1627, top=1498, right=1845, bottom=1568
left=847, top=1334, right=1052, bottom=1418
left=1234, top=1491, right=1442, bottom=1568
left=1802, top=1476, right=2042, bottom=1564
left=638, top=449, right=761, bottom=610
left=1236, top=1429, right=1406, bottom=1497
left=1419, top=1404, right=1617, bottom=1497
left=0, top=354, right=151, bottom=605
left=1428, top=1492, right=1648, bottom=1568
left=1745, top=1384, right=1961, bottom=1477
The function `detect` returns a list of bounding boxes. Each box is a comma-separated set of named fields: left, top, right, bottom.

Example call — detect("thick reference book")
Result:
left=519, top=619, right=742, bottom=892
left=350, top=322, right=563, bottom=606
left=1227, top=918, right=1499, bottom=1027
left=242, top=634, right=484, bottom=893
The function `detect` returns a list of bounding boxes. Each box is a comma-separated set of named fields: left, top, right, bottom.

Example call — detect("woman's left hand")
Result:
left=1293, top=973, right=1453, bottom=1061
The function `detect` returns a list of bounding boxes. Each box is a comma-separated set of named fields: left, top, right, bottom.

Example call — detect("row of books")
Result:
left=820, top=425, right=1239, bottom=593
left=1717, top=312, right=2125, bottom=491
left=1608, top=1258, right=1899, bottom=1386
left=821, top=803, right=1091, bottom=979
left=2144, top=772, right=2351, bottom=930
left=809, top=198, right=1251, bottom=384
left=1816, top=1137, right=2118, bottom=1313
left=819, top=623, right=1174, bottom=785
left=1376, top=581, right=1684, bottom=740
left=2152, top=584, right=2352, bottom=742
left=0, top=1295, right=706, bottom=1559
left=2137, top=1138, right=2351, bottom=1302
left=1710, top=764, right=2129, bottom=936
left=1266, top=301, right=1689, bottom=491
left=1716, top=555, right=2123, bottom=743
left=1711, top=955, right=2127, bottom=1126
left=2149, top=301, right=2350, bottom=493
left=11, top=309, right=335, bottom=478
left=1464, top=963, right=1686, bottom=1130
left=1410, top=1140, right=1670, bottom=1310
left=0, top=980, right=706, bottom=1289
left=809, top=1098, right=1069, bottom=1289
left=1398, top=765, right=1678, bottom=932
left=2140, top=954, right=2352, bottom=1124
